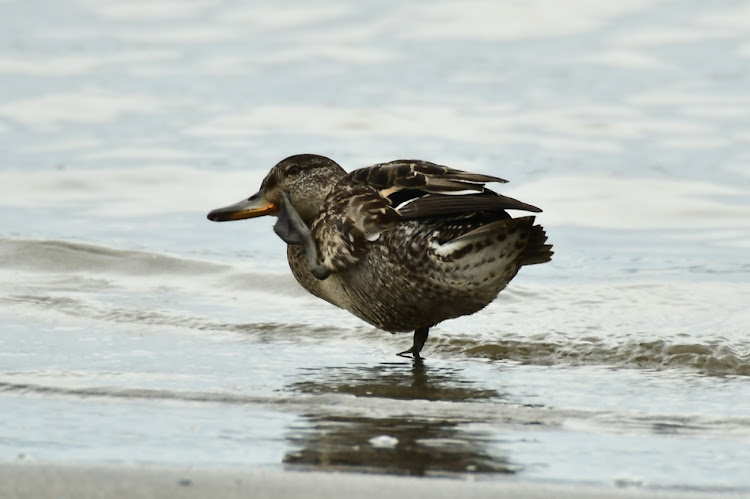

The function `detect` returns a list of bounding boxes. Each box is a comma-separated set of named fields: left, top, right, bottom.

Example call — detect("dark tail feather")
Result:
left=522, top=225, right=553, bottom=265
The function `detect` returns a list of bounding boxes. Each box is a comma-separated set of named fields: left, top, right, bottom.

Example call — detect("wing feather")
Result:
left=397, top=192, right=541, bottom=219
left=310, top=159, right=539, bottom=274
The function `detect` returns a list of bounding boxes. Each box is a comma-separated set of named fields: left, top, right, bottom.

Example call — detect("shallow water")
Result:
left=2, top=0, right=750, bottom=494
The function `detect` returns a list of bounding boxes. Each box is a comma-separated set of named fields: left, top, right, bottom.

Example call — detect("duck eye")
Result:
left=287, top=165, right=301, bottom=175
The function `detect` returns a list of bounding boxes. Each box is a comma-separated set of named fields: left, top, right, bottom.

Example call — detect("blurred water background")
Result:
left=1, top=0, right=750, bottom=493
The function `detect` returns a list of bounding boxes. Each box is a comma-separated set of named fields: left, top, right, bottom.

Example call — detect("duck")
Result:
left=207, top=154, right=552, bottom=358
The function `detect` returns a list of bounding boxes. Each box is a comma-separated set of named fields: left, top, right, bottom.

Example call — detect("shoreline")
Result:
left=0, top=463, right=732, bottom=499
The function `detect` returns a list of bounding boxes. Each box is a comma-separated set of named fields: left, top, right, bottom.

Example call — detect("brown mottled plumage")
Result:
left=207, top=154, right=552, bottom=358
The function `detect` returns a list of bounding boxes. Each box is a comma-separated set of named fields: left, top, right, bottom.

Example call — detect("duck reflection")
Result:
left=288, top=359, right=499, bottom=401
left=283, top=361, right=515, bottom=476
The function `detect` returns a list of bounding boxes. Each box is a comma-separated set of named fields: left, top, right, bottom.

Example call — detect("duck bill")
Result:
left=207, top=191, right=278, bottom=222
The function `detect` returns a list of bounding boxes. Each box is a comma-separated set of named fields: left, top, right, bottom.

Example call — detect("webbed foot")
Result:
left=397, top=327, right=429, bottom=359
left=273, top=192, right=331, bottom=280
left=273, top=192, right=309, bottom=246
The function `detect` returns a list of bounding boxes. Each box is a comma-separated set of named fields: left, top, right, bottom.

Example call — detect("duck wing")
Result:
left=311, top=160, right=541, bottom=274
left=350, top=159, right=541, bottom=216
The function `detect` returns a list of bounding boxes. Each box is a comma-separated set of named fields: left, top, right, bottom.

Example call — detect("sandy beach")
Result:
left=0, top=463, right=732, bottom=499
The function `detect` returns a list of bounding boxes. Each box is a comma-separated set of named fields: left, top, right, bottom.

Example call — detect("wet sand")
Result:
left=0, top=463, right=725, bottom=499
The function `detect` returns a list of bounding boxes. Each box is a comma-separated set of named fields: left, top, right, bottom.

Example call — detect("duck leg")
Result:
left=274, top=192, right=331, bottom=280
left=397, top=327, right=430, bottom=359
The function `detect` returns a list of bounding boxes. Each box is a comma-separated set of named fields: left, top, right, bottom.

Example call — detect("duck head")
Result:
left=207, top=154, right=346, bottom=224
